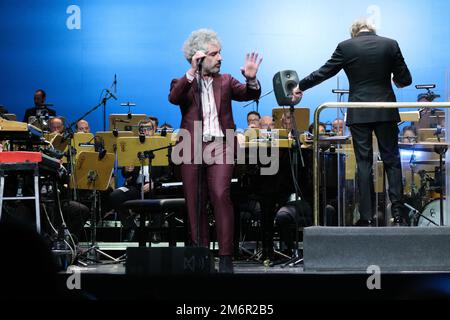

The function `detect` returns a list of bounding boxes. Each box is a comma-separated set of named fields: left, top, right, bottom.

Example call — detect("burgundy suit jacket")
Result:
left=169, top=73, right=261, bottom=136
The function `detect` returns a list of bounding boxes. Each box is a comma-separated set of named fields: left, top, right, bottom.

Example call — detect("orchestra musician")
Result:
left=23, top=89, right=56, bottom=123
left=76, top=119, right=90, bottom=133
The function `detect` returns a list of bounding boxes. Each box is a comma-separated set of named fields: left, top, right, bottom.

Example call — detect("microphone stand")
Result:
left=242, top=90, right=274, bottom=109
left=433, top=128, right=446, bottom=226
left=196, top=62, right=203, bottom=249
left=67, top=89, right=116, bottom=135
left=103, top=75, right=118, bottom=131
left=64, top=89, right=116, bottom=201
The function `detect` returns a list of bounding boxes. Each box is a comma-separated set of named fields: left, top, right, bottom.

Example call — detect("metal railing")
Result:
left=313, top=102, right=450, bottom=226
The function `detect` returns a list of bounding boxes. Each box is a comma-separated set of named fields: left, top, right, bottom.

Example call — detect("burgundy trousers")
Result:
left=181, top=141, right=234, bottom=256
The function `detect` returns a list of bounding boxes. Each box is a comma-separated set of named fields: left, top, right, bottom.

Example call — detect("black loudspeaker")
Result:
left=272, top=70, right=299, bottom=106
left=303, top=226, right=450, bottom=272
left=126, top=247, right=215, bottom=275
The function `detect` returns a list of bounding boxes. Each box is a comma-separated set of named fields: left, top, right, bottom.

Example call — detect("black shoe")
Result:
left=354, top=219, right=376, bottom=227
left=219, top=256, right=234, bottom=274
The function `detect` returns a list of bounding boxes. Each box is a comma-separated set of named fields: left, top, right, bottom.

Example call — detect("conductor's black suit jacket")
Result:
left=298, top=31, right=412, bottom=125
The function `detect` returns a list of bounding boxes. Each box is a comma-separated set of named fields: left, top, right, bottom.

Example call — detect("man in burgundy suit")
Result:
left=169, top=29, right=262, bottom=273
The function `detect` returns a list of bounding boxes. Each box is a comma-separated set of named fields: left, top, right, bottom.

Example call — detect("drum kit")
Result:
left=399, top=141, right=448, bottom=226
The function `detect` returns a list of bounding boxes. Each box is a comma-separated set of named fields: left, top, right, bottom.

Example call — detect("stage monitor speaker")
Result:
left=303, top=226, right=450, bottom=272
left=273, top=70, right=299, bottom=106
left=126, top=247, right=215, bottom=275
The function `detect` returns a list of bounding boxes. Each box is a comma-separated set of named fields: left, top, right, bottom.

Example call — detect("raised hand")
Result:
left=240, top=52, right=263, bottom=80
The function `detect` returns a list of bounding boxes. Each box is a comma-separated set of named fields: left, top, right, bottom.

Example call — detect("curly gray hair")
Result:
left=182, top=28, right=221, bottom=63
left=350, top=18, right=376, bottom=38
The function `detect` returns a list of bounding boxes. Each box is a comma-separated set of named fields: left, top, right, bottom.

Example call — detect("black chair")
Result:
left=122, top=198, right=185, bottom=247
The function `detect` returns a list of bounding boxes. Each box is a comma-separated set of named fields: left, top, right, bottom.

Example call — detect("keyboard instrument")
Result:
left=0, top=118, right=43, bottom=143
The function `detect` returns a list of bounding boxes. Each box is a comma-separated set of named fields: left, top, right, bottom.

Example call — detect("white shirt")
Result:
left=201, top=77, right=223, bottom=141
left=186, top=72, right=259, bottom=142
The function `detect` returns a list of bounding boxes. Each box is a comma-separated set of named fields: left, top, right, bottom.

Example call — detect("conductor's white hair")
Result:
left=182, top=28, right=221, bottom=62
left=350, top=18, right=376, bottom=38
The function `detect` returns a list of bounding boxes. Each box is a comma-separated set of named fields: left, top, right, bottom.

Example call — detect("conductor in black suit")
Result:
left=291, top=19, right=412, bottom=225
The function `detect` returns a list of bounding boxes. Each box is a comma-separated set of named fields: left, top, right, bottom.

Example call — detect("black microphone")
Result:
left=139, top=132, right=145, bottom=143
left=106, top=89, right=117, bottom=100
left=95, top=136, right=107, bottom=160
left=114, top=74, right=117, bottom=94
left=98, top=147, right=107, bottom=160
left=197, top=56, right=205, bottom=72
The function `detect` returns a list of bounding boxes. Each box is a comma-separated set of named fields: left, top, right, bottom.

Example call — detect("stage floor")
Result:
left=55, top=260, right=450, bottom=303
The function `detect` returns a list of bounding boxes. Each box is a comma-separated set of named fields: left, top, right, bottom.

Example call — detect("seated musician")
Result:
left=49, top=117, right=65, bottom=134
left=260, top=115, right=274, bottom=130
left=109, top=118, right=169, bottom=242
left=247, top=111, right=261, bottom=129
left=149, top=116, right=159, bottom=131
left=23, top=89, right=56, bottom=124
left=308, top=122, right=327, bottom=135
left=332, top=118, right=345, bottom=136
left=415, top=92, right=445, bottom=129
left=280, top=111, right=299, bottom=140
left=237, top=112, right=262, bottom=145
left=76, top=119, right=90, bottom=133
left=400, top=125, right=418, bottom=143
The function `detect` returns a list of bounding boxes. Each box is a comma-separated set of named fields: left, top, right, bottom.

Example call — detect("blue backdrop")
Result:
left=1, top=0, right=449, bottom=133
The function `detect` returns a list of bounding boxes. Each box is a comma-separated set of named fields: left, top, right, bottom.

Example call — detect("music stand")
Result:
left=116, top=136, right=171, bottom=168
left=96, top=130, right=134, bottom=189
left=108, top=114, right=147, bottom=135
left=45, top=133, right=69, bottom=153
left=95, top=131, right=134, bottom=154
left=70, top=151, right=117, bottom=264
